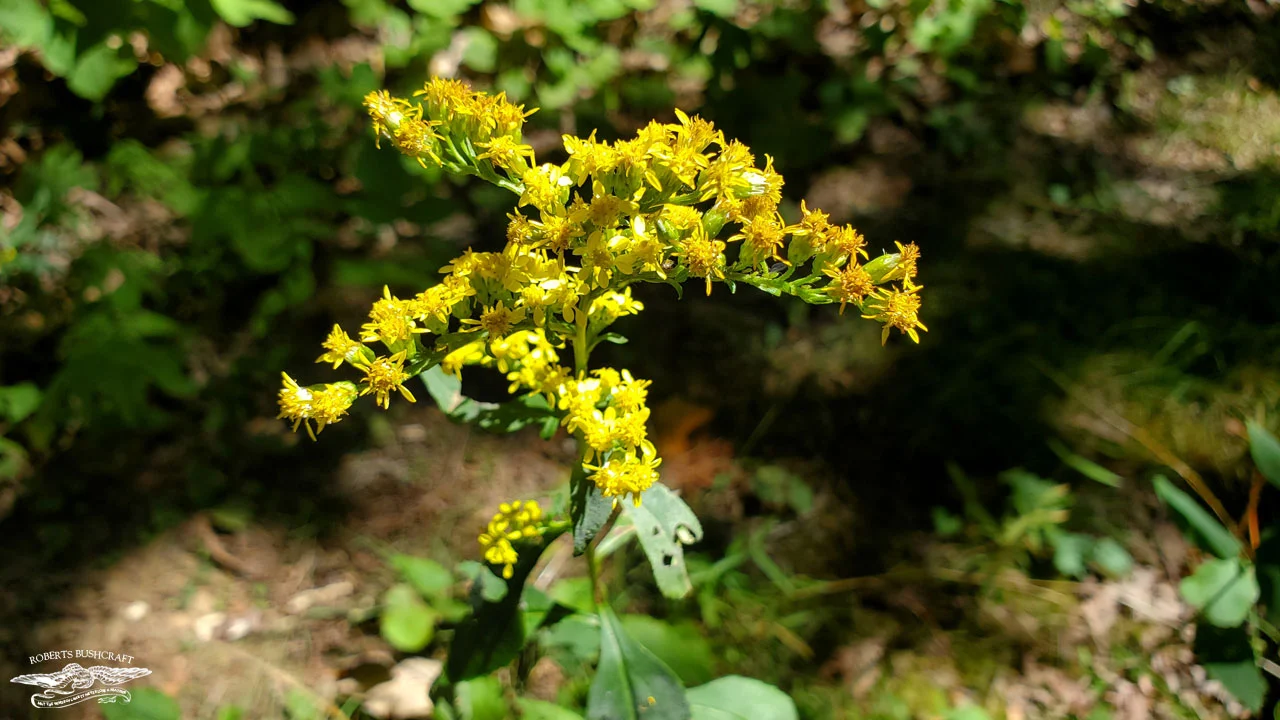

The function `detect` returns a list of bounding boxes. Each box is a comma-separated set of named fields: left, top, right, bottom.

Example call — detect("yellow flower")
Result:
left=462, top=304, right=526, bottom=339
left=824, top=262, right=875, bottom=314
left=309, top=382, right=358, bottom=435
left=585, top=448, right=661, bottom=505
left=277, top=374, right=357, bottom=440
left=892, top=241, right=921, bottom=281
left=520, top=164, right=570, bottom=212
left=478, top=499, right=545, bottom=579
left=277, top=372, right=313, bottom=433
left=610, top=370, right=651, bottom=413
left=392, top=118, right=443, bottom=167
left=676, top=232, right=727, bottom=296
left=863, top=282, right=927, bottom=345
left=357, top=351, right=416, bottom=408
left=731, top=213, right=787, bottom=265
left=788, top=200, right=830, bottom=239
left=361, top=287, right=425, bottom=346
left=476, top=135, right=535, bottom=172
left=316, top=325, right=363, bottom=368
left=829, top=225, right=867, bottom=263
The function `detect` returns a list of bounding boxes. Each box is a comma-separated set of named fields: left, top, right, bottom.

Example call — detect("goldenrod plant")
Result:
left=278, top=78, right=924, bottom=718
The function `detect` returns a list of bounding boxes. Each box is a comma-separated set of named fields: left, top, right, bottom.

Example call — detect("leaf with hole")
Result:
left=686, top=676, right=797, bottom=720
left=1179, top=557, right=1259, bottom=628
left=623, top=483, right=703, bottom=599
left=587, top=606, right=690, bottom=720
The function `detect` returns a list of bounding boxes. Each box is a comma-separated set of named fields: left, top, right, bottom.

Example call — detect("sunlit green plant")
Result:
left=278, top=78, right=925, bottom=717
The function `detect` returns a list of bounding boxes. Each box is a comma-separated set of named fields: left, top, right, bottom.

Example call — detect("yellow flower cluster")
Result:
left=279, top=78, right=926, bottom=571
left=477, top=499, right=545, bottom=579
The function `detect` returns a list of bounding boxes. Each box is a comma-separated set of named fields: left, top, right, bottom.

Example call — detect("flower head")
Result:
left=357, top=351, right=416, bottom=408
left=864, top=282, right=927, bottom=345
left=478, top=499, right=545, bottom=579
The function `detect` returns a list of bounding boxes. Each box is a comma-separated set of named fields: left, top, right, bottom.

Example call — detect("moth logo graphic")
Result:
left=10, top=662, right=152, bottom=708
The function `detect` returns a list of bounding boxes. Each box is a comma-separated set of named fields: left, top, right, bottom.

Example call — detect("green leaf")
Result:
left=458, top=560, right=508, bottom=602
left=622, top=483, right=704, bottom=599
left=460, top=27, right=498, bottom=73
left=931, top=507, right=963, bottom=538
left=587, top=606, right=690, bottom=720
left=0, top=383, right=42, bottom=423
left=1247, top=421, right=1280, bottom=488
left=420, top=366, right=558, bottom=434
left=407, top=0, right=481, bottom=19
left=456, top=677, right=508, bottom=720
left=1051, top=532, right=1092, bottom=578
left=447, top=528, right=564, bottom=682
left=550, top=577, right=597, bottom=615
left=620, top=615, right=714, bottom=686
left=210, top=0, right=295, bottom=26
left=380, top=583, right=440, bottom=652
left=516, top=699, right=585, bottom=720
left=1089, top=537, right=1133, bottom=578
left=1179, top=558, right=1259, bottom=628
left=284, top=689, right=321, bottom=720
left=0, top=0, right=52, bottom=48
left=1194, top=624, right=1266, bottom=712
left=1047, top=439, right=1122, bottom=487
left=216, top=707, right=244, bottom=720
left=1153, top=475, right=1242, bottom=559
left=392, top=555, right=454, bottom=600
left=102, top=688, right=181, bottom=720
left=686, top=676, right=797, bottom=720
left=693, top=0, right=738, bottom=17
left=572, top=470, right=614, bottom=555
left=67, top=43, right=138, bottom=101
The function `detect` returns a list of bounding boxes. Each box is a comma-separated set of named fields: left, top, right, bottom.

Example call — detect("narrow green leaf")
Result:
left=1179, top=558, right=1259, bottom=628
left=587, top=606, right=690, bottom=720
left=572, top=468, right=614, bottom=555
left=623, top=483, right=704, bottom=599
left=210, top=0, right=295, bottom=26
left=1247, top=421, right=1280, bottom=488
left=686, top=676, right=797, bottom=720
left=1153, top=475, right=1242, bottom=559
left=1048, top=439, right=1122, bottom=487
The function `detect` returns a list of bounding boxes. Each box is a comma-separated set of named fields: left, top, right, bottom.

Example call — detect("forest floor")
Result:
left=5, top=404, right=1251, bottom=719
